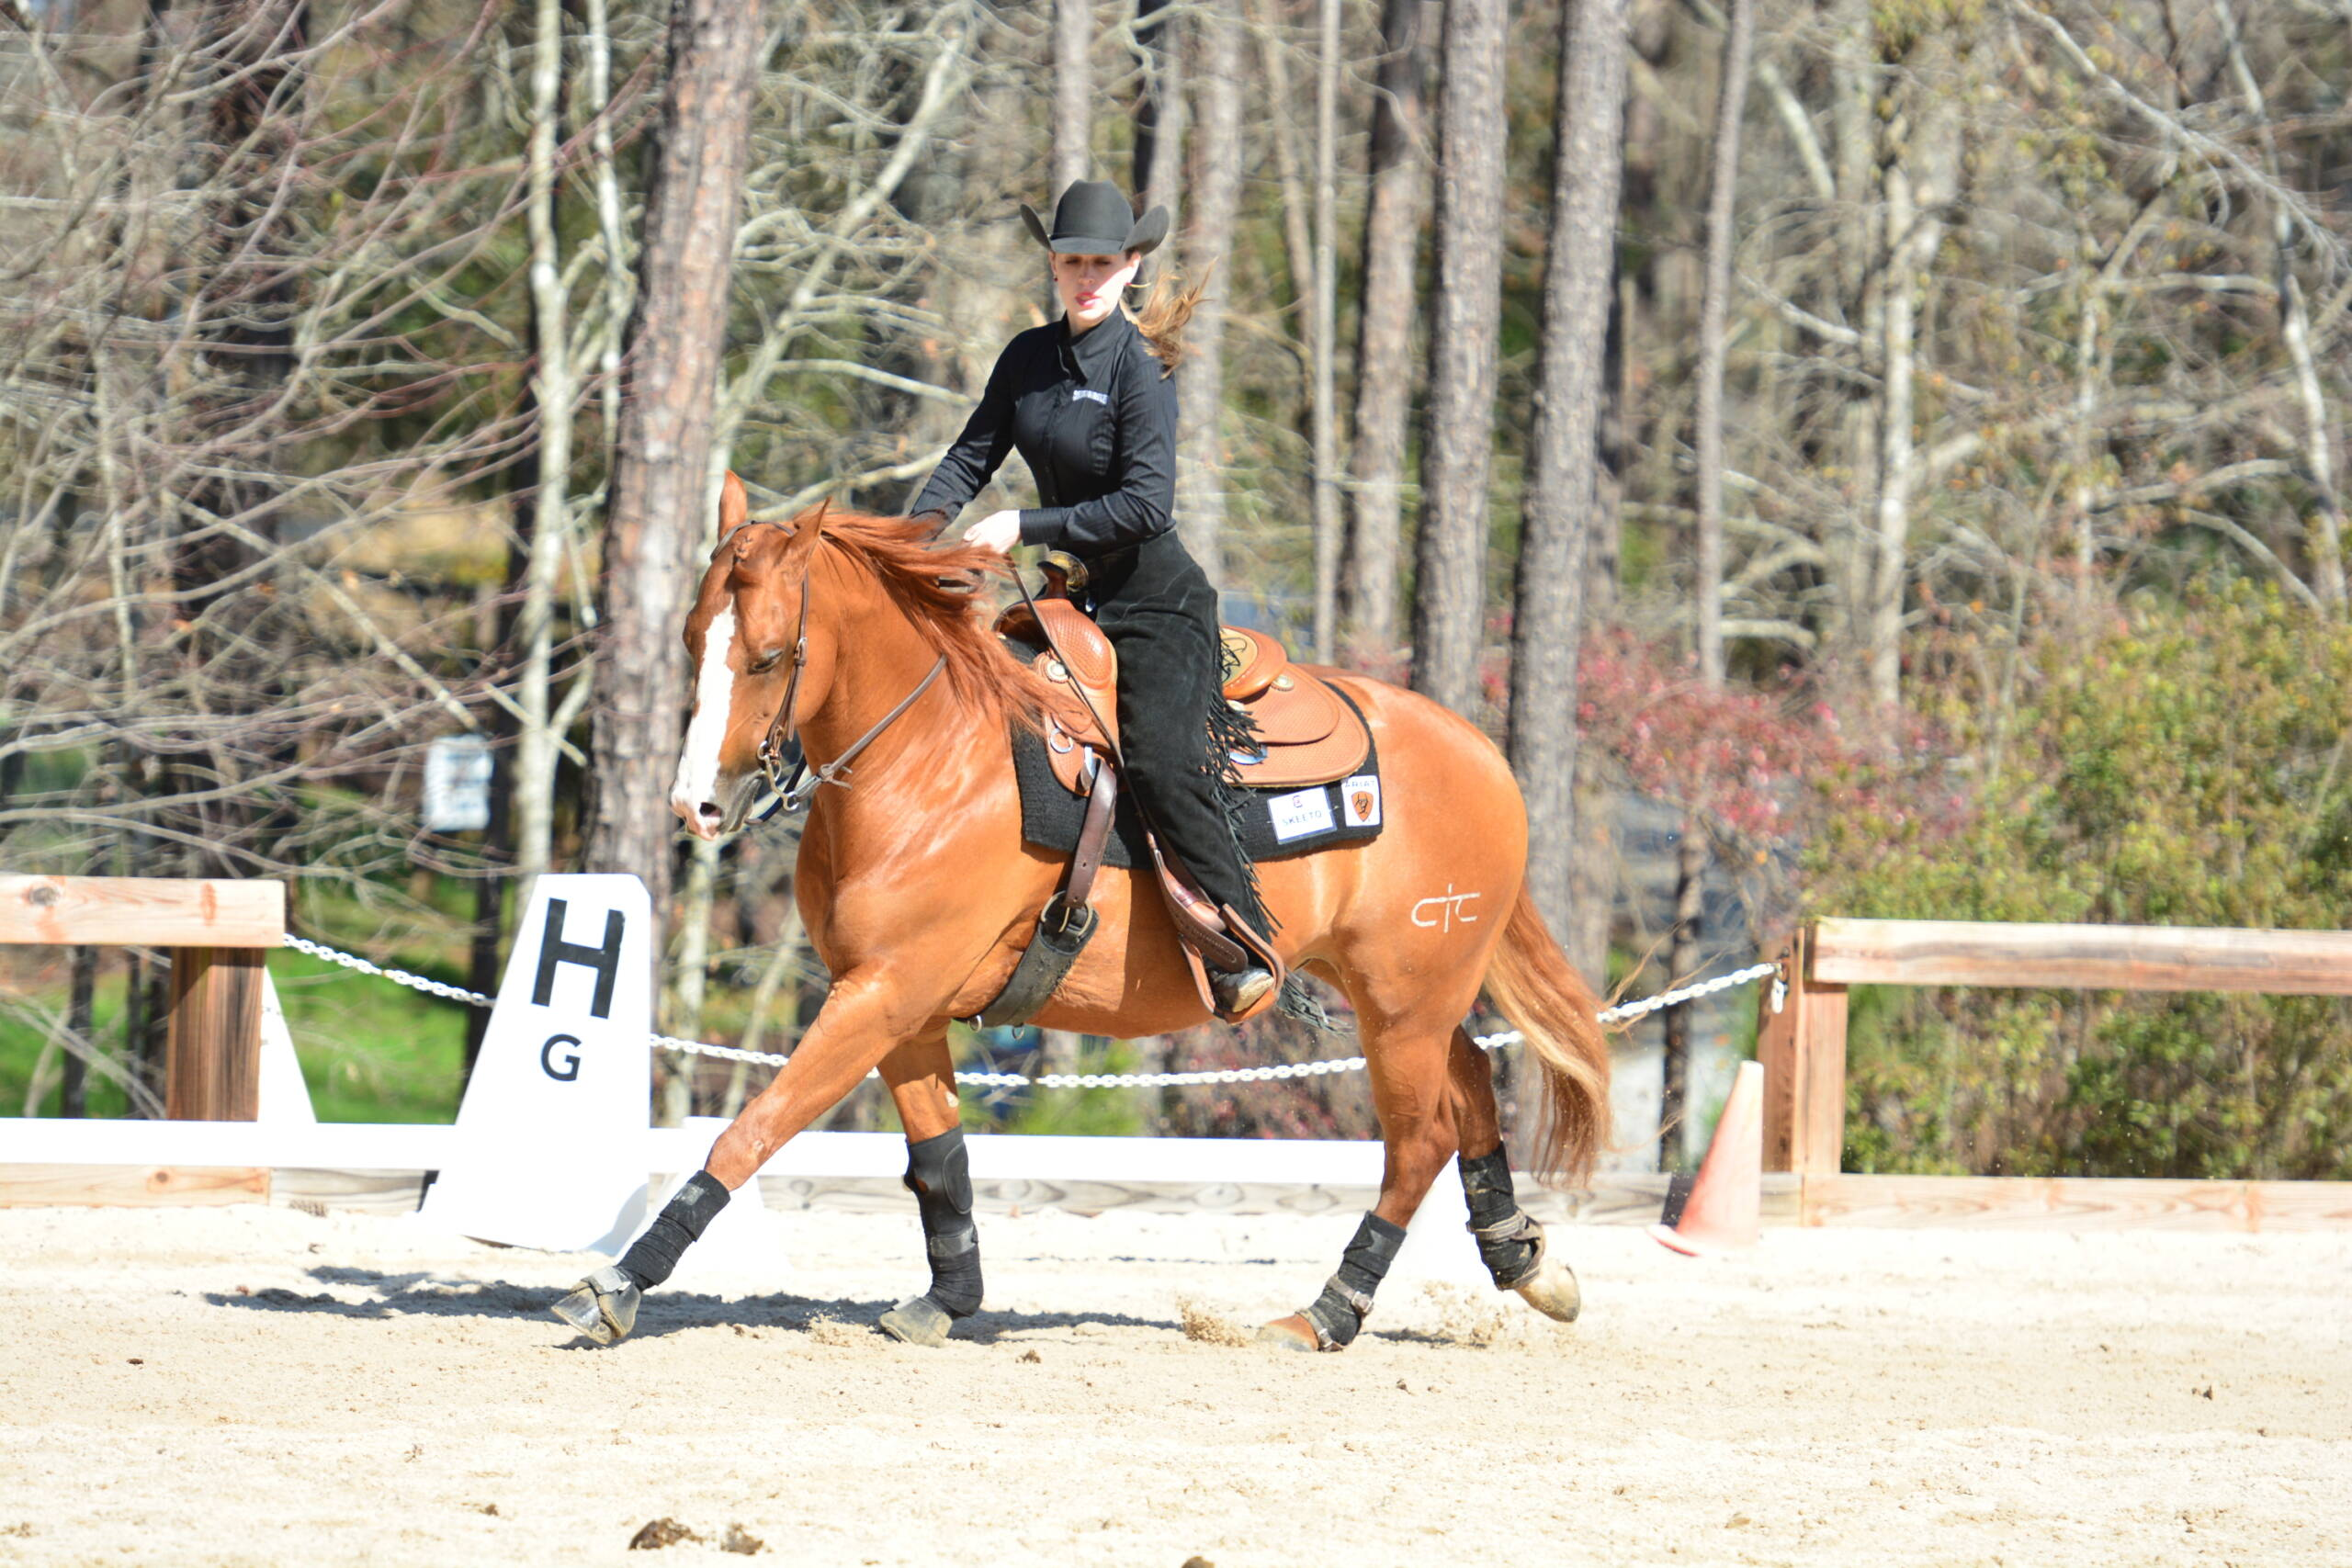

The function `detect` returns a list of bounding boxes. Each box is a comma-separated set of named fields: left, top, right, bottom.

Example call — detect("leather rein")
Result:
left=733, top=519, right=946, bottom=814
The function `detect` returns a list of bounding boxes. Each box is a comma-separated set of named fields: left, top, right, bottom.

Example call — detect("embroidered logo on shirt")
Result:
left=1071, top=388, right=1111, bottom=405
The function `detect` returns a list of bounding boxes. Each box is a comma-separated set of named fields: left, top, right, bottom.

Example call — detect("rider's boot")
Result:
left=1209, top=962, right=1275, bottom=1017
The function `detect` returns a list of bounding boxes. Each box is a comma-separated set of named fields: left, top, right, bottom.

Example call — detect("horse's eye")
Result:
left=747, top=649, right=786, bottom=675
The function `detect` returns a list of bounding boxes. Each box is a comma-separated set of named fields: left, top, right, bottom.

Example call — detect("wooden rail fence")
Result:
left=7, top=893, right=2348, bottom=1230
left=1756, top=917, right=2352, bottom=1177
left=1, top=875, right=286, bottom=1121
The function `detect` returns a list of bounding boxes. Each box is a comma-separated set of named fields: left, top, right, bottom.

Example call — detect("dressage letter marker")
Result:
left=420, top=875, right=653, bottom=1255
left=256, top=972, right=316, bottom=1125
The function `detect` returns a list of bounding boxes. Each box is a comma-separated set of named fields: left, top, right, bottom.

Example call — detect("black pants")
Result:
left=1086, top=532, right=1258, bottom=927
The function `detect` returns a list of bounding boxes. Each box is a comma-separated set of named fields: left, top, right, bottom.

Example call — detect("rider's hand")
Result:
left=962, top=510, right=1023, bottom=555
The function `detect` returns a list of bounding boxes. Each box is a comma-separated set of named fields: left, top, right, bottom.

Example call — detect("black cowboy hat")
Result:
left=1020, top=179, right=1170, bottom=257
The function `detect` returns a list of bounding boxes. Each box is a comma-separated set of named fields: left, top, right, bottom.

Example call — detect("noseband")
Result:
left=729, top=518, right=946, bottom=814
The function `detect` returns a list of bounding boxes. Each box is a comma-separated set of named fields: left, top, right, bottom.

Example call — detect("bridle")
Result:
left=728, top=517, right=946, bottom=814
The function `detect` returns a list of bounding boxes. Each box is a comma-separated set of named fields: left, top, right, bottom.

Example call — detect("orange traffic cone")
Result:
left=1650, top=1059, right=1763, bottom=1256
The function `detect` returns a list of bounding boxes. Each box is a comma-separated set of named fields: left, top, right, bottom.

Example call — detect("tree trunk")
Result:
left=582, top=0, right=634, bottom=455
left=1409, top=0, right=1508, bottom=717
left=586, top=0, right=762, bottom=964
left=1663, top=0, right=1751, bottom=1156
left=1508, top=0, right=1627, bottom=943
left=1340, top=0, right=1433, bottom=659
left=1692, top=0, right=1751, bottom=688
left=64, top=942, right=96, bottom=1118
left=1867, top=132, right=1917, bottom=711
left=1660, top=827, right=1704, bottom=1169
left=1563, top=275, right=1634, bottom=992
left=1309, top=0, right=1342, bottom=660
left=2211, top=0, right=2346, bottom=610
left=1864, top=69, right=1958, bottom=712
left=1175, top=8, right=1242, bottom=587
left=1054, top=0, right=1092, bottom=191
left=1134, top=0, right=1183, bottom=218
left=513, top=0, right=578, bottom=885
left=664, top=833, right=722, bottom=1119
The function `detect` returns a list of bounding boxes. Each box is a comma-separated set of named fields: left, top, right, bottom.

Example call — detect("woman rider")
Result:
left=910, top=179, right=1274, bottom=1018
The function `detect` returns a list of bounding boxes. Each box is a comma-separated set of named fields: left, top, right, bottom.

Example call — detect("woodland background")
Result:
left=4, top=0, right=2350, bottom=1179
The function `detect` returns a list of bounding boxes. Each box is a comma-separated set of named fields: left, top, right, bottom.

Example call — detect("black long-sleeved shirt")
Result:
left=908, top=309, right=1177, bottom=557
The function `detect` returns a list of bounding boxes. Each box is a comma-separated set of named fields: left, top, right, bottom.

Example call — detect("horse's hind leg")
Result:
left=872, top=1024, right=983, bottom=1348
left=1447, top=1029, right=1580, bottom=1323
left=1260, top=1005, right=1459, bottom=1352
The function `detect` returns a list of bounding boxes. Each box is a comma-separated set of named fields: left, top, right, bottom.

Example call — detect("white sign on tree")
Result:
left=423, top=735, right=495, bottom=832
left=419, top=874, right=652, bottom=1254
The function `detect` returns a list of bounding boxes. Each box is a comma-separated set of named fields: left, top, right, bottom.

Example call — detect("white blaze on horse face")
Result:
left=672, top=603, right=740, bottom=819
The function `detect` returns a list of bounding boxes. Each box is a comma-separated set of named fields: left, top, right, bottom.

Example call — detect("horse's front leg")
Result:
left=867, top=1025, right=980, bottom=1348
left=553, top=966, right=947, bottom=1346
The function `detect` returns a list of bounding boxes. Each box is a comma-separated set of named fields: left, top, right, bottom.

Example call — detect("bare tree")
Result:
left=2211, top=0, right=2345, bottom=612
left=1409, top=0, right=1508, bottom=716
left=512, top=0, right=585, bottom=886
left=1340, top=0, right=1432, bottom=657
left=1055, top=0, right=1093, bottom=191
left=1509, top=0, right=1627, bottom=946
left=1174, top=6, right=1242, bottom=588
left=1310, top=0, right=1341, bottom=660
left=1862, top=40, right=1958, bottom=711
left=1133, top=0, right=1182, bottom=216
left=1661, top=0, right=1753, bottom=1168
left=587, top=0, right=763, bottom=956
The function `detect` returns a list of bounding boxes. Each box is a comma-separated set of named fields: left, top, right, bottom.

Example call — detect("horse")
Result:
left=554, top=477, right=1610, bottom=1352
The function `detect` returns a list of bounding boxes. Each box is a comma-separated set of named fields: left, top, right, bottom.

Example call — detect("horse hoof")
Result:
left=552, top=1267, right=639, bottom=1345
left=1254, top=1314, right=1323, bottom=1352
left=1512, top=1256, right=1582, bottom=1324
left=876, top=1295, right=955, bottom=1348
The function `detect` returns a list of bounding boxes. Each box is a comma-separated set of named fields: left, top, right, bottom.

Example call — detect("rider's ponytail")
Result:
left=1128, top=258, right=1215, bottom=375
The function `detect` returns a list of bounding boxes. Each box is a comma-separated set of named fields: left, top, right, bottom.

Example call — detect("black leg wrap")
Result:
left=1459, top=1146, right=1544, bottom=1290
left=1301, top=1212, right=1407, bottom=1349
left=904, top=1127, right=982, bottom=1319
left=616, top=1169, right=730, bottom=1291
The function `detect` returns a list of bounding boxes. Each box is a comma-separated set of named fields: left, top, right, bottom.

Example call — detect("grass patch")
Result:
left=2, top=900, right=478, bottom=1123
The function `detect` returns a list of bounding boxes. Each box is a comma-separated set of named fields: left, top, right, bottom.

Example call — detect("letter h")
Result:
left=531, top=898, right=625, bottom=1021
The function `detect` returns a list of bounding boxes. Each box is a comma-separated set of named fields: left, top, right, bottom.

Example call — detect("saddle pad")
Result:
left=1011, top=692, right=1385, bottom=870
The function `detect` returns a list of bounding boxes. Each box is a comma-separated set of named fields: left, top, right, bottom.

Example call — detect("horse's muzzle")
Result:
left=673, top=773, right=763, bottom=840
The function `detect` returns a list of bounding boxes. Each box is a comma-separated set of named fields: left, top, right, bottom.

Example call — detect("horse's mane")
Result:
left=801, top=506, right=1049, bottom=736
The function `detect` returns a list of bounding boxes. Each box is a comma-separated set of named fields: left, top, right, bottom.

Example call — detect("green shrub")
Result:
left=1809, top=582, right=2352, bottom=1179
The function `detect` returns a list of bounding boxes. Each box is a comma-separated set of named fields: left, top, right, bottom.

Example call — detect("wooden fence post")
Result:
left=1757, top=924, right=1849, bottom=1174
left=164, top=947, right=266, bottom=1121
left=1, top=876, right=286, bottom=1122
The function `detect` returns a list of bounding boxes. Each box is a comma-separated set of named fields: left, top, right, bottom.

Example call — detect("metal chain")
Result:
left=281, top=934, right=496, bottom=1008
left=284, top=934, right=1780, bottom=1090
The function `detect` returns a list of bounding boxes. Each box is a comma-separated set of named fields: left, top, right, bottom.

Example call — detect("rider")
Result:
left=910, top=178, right=1274, bottom=1017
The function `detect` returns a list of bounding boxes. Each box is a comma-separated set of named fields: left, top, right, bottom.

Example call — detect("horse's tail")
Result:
left=1482, top=885, right=1611, bottom=1187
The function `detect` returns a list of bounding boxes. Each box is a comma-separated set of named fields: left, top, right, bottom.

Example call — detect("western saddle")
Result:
left=976, top=559, right=1372, bottom=1029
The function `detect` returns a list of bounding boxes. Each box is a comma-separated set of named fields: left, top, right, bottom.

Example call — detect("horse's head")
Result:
left=670, top=474, right=833, bottom=840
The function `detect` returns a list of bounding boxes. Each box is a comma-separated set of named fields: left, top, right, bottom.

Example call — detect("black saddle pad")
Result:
left=1011, top=691, right=1385, bottom=869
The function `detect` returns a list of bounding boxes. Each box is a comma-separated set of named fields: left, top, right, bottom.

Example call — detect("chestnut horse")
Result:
left=558, top=480, right=1609, bottom=1352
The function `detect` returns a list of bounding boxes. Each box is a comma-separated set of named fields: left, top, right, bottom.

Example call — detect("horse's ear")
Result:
left=719, top=470, right=748, bottom=536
